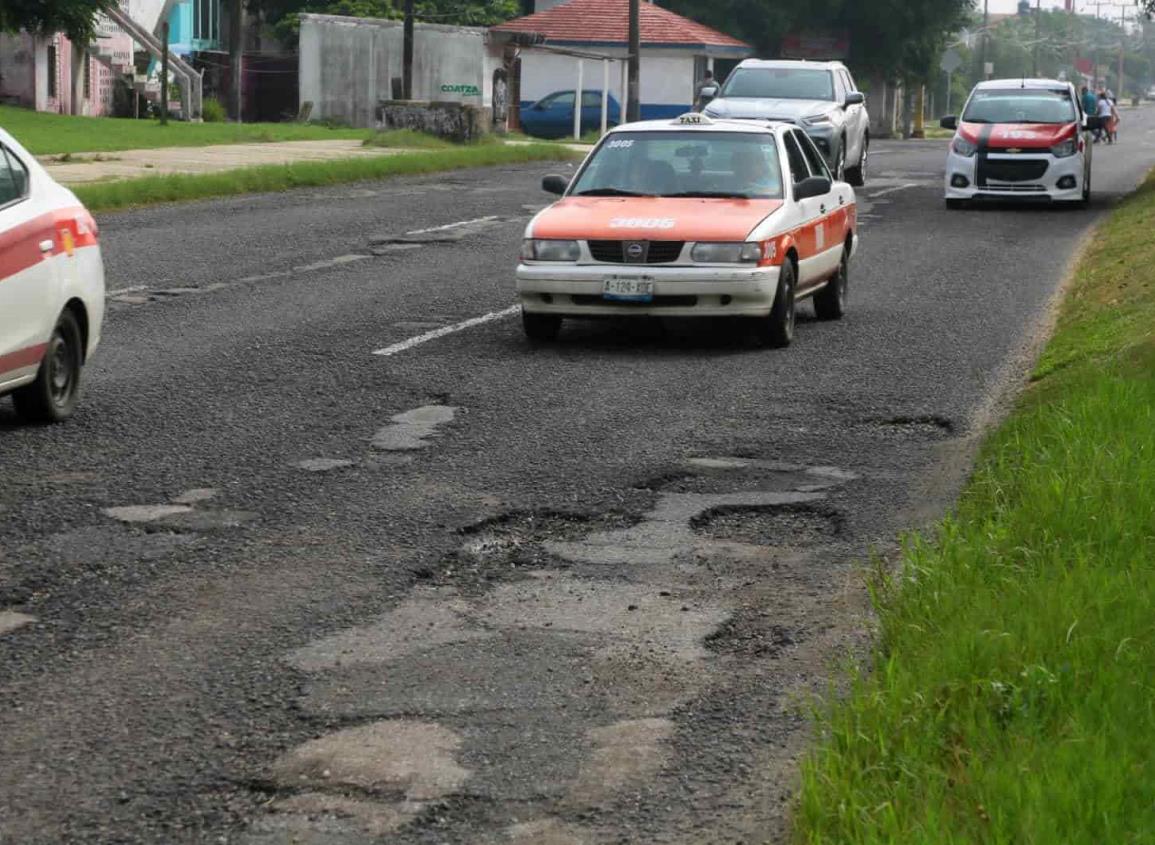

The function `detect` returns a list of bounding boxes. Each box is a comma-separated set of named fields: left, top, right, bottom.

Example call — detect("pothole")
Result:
left=861, top=415, right=955, bottom=439
left=434, top=511, right=640, bottom=590
left=705, top=612, right=799, bottom=658
left=690, top=504, right=843, bottom=547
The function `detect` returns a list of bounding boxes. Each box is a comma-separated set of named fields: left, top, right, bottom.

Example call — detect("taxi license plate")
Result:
left=603, top=276, right=655, bottom=302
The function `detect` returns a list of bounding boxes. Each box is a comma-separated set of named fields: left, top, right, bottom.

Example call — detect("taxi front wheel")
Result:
left=522, top=309, right=562, bottom=343
left=13, top=310, right=84, bottom=424
left=756, top=261, right=796, bottom=348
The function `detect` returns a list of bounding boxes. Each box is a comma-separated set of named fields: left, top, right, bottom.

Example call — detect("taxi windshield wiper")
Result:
left=665, top=191, right=754, bottom=199
left=575, top=187, right=651, bottom=197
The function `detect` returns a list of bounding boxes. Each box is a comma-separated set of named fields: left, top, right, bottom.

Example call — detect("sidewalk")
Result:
left=41, top=140, right=404, bottom=185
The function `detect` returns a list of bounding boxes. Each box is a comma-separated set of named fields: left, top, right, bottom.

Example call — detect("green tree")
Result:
left=256, top=0, right=518, bottom=43
left=661, top=0, right=970, bottom=83
left=0, top=0, right=118, bottom=42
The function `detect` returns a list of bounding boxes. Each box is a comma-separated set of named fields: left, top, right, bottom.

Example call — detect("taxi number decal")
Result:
left=606, top=139, right=634, bottom=149
left=815, top=221, right=825, bottom=251
left=609, top=218, right=677, bottom=230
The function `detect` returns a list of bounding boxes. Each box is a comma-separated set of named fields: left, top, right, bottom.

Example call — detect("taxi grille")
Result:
left=979, top=159, right=1049, bottom=183
left=587, top=240, right=686, bottom=264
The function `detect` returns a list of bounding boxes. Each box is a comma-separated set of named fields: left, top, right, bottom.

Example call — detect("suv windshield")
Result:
left=962, top=89, right=1076, bottom=124
left=570, top=131, right=785, bottom=200
left=719, top=68, right=835, bottom=101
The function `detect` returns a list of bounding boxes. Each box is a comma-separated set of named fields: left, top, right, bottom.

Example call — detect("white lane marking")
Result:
left=294, top=254, right=371, bottom=273
left=372, top=305, right=519, bottom=358
left=405, top=216, right=499, bottom=236
left=107, top=284, right=150, bottom=295
left=0, top=611, right=37, bottom=637
left=868, top=183, right=919, bottom=199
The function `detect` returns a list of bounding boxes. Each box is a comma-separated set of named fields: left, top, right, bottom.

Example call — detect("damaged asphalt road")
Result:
left=4, top=115, right=1155, bottom=845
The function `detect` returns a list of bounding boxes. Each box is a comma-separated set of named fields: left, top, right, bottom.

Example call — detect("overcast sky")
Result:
left=983, top=0, right=1127, bottom=14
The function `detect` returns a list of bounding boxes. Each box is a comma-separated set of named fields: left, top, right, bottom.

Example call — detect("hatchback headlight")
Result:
left=802, top=113, right=833, bottom=125
left=952, top=136, right=977, bottom=157
left=1051, top=138, right=1078, bottom=158
left=521, top=239, right=581, bottom=262
left=691, top=242, right=762, bottom=264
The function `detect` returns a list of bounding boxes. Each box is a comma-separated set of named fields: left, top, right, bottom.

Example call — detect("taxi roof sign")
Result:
left=675, top=112, right=714, bottom=126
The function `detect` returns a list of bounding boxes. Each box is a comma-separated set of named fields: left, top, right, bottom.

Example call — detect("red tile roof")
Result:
left=492, top=0, right=751, bottom=50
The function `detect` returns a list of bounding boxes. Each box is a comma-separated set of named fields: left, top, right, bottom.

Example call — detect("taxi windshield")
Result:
left=962, top=89, right=1076, bottom=124
left=570, top=131, right=784, bottom=200
left=719, top=68, right=835, bottom=101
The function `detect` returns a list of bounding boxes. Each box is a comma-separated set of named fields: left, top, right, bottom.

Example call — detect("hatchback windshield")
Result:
left=570, top=131, right=785, bottom=200
left=962, top=89, right=1076, bottom=124
left=719, top=68, right=835, bottom=101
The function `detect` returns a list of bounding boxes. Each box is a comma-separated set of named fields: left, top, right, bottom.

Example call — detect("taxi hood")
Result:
left=959, top=121, right=1077, bottom=149
left=529, top=197, right=784, bottom=242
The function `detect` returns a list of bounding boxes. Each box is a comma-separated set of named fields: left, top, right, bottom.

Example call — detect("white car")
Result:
left=940, top=78, right=1092, bottom=207
left=700, top=59, right=871, bottom=186
left=517, top=113, right=858, bottom=347
left=0, top=127, right=105, bottom=423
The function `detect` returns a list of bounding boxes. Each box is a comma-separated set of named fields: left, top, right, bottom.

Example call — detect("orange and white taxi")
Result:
left=0, top=127, right=104, bottom=423
left=517, top=113, right=857, bottom=346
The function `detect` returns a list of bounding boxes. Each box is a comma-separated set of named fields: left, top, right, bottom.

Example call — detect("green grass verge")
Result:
left=794, top=171, right=1155, bottom=844
left=0, top=104, right=367, bottom=155
left=73, top=143, right=579, bottom=212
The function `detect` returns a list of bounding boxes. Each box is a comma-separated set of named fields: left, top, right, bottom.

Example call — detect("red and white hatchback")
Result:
left=941, top=79, right=1092, bottom=207
left=0, top=127, right=104, bottom=423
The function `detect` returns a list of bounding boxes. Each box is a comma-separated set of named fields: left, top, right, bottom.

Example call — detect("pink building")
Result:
left=0, top=25, right=134, bottom=117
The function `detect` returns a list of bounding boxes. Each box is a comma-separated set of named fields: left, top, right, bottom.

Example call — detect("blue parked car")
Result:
left=519, top=90, right=622, bottom=139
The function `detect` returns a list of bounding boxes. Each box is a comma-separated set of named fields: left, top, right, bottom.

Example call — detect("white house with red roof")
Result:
left=491, top=0, right=752, bottom=122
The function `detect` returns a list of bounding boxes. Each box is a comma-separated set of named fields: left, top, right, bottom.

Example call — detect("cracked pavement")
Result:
left=4, top=113, right=1155, bottom=844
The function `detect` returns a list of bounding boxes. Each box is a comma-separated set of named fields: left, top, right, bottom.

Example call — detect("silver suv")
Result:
left=700, top=59, right=870, bottom=186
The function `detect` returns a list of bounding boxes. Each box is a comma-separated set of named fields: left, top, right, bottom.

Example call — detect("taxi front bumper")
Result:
left=944, top=148, right=1086, bottom=202
left=516, top=263, right=782, bottom=318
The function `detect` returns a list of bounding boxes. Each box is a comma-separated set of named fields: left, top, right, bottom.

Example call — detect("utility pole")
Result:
left=1034, top=0, right=1042, bottom=76
left=229, top=0, right=243, bottom=121
left=627, top=0, right=640, bottom=122
left=981, top=0, right=990, bottom=79
left=160, top=20, right=170, bottom=125
left=1117, top=3, right=1126, bottom=98
left=402, top=0, right=414, bottom=99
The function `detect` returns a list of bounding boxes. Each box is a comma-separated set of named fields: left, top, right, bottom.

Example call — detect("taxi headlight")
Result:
left=1051, top=138, right=1078, bottom=158
left=952, top=136, right=977, bottom=158
left=521, top=239, right=581, bottom=262
left=691, top=242, right=761, bottom=264
left=802, top=112, right=833, bottom=125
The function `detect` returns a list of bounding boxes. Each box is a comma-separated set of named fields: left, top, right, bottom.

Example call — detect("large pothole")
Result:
left=690, top=504, right=843, bottom=547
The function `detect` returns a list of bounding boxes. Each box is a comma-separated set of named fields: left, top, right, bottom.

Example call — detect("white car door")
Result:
left=841, top=70, right=867, bottom=163
left=787, top=129, right=842, bottom=287
left=0, top=143, right=56, bottom=390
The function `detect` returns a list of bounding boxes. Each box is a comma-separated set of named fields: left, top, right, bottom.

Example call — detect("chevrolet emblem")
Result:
left=1005, top=147, right=1023, bottom=154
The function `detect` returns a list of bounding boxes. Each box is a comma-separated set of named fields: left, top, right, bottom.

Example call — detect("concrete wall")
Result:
left=519, top=48, right=702, bottom=119
left=0, top=33, right=37, bottom=108
left=300, top=14, right=503, bottom=128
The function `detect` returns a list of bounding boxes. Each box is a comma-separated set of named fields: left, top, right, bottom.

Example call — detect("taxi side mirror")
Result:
left=542, top=175, right=569, bottom=195
left=940, top=115, right=958, bottom=130
left=795, top=175, right=832, bottom=200
left=699, top=85, right=718, bottom=105
left=845, top=92, right=865, bottom=108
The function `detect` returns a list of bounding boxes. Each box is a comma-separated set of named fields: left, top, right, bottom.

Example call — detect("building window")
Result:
left=47, top=44, right=58, bottom=98
left=194, top=0, right=219, bottom=44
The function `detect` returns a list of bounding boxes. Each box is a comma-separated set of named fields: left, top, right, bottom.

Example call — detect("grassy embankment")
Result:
left=0, top=104, right=368, bottom=155
left=73, top=141, right=578, bottom=212
left=795, top=172, right=1155, bottom=844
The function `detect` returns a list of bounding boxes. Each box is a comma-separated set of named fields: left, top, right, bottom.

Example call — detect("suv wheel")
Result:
left=846, top=138, right=867, bottom=187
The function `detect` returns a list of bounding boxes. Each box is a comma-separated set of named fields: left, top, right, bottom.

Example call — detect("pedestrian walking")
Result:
left=1097, top=92, right=1118, bottom=144
left=1082, top=86, right=1103, bottom=141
